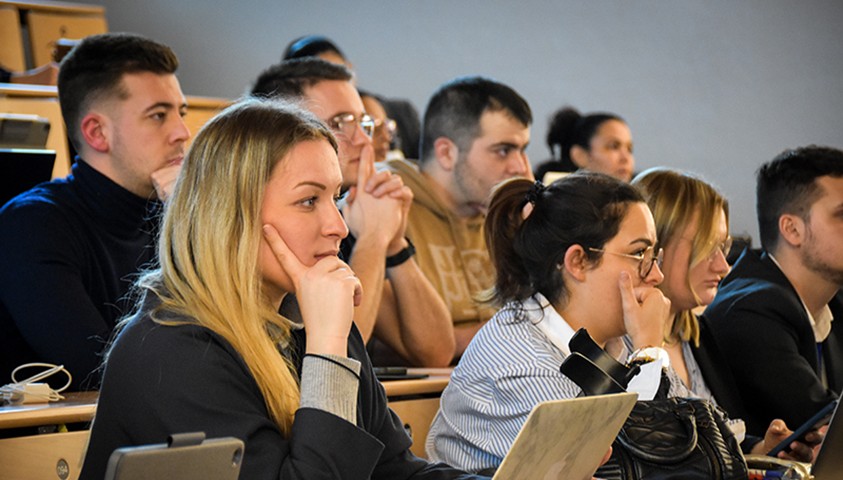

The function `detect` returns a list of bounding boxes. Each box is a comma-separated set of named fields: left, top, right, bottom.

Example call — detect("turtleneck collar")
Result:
left=70, top=158, right=161, bottom=234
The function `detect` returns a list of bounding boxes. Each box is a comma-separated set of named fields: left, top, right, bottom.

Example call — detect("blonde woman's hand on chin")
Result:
left=262, top=224, right=362, bottom=357
left=618, top=271, right=671, bottom=349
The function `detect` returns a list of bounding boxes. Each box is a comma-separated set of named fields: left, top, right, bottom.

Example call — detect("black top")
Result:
left=703, top=249, right=843, bottom=436
left=80, top=294, right=484, bottom=480
left=0, top=159, right=159, bottom=390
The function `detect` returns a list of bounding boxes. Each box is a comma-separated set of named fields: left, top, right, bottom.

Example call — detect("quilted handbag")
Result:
left=594, top=397, right=748, bottom=480
left=559, top=329, right=748, bottom=480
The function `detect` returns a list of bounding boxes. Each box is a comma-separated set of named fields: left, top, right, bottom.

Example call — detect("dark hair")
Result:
left=419, top=76, right=532, bottom=165
left=251, top=58, right=353, bottom=99
left=547, top=106, right=624, bottom=166
left=282, top=35, right=346, bottom=62
left=382, top=98, right=421, bottom=160
left=485, top=172, right=643, bottom=307
left=756, top=145, right=843, bottom=251
left=57, top=33, right=179, bottom=151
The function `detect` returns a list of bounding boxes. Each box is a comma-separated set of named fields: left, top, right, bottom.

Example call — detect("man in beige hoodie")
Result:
left=388, top=76, right=533, bottom=357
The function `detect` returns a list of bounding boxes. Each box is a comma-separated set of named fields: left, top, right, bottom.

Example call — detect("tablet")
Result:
left=104, top=434, right=244, bottom=480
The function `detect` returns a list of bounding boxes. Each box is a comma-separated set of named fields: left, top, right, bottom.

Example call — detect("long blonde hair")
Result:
left=137, top=98, right=337, bottom=435
left=632, top=167, right=729, bottom=346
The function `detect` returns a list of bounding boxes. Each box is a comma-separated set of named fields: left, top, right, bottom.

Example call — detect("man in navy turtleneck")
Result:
left=0, top=33, right=189, bottom=390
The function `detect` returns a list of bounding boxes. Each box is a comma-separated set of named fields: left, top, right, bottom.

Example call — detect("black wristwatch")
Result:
left=385, top=238, right=416, bottom=268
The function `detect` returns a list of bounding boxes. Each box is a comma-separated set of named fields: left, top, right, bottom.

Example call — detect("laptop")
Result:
left=493, top=392, right=638, bottom=480
left=0, top=148, right=56, bottom=207
left=104, top=434, right=244, bottom=480
left=810, top=397, right=843, bottom=479
left=0, top=113, right=50, bottom=149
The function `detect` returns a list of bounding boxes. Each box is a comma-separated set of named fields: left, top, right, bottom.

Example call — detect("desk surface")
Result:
left=0, top=368, right=451, bottom=430
left=0, top=0, right=104, bottom=15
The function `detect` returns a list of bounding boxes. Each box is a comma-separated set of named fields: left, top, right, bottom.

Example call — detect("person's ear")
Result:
left=563, top=244, right=590, bottom=282
left=80, top=113, right=109, bottom=153
left=778, top=214, right=806, bottom=247
left=433, top=137, right=459, bottom=171
left=570, top=145, right=590, bottom=169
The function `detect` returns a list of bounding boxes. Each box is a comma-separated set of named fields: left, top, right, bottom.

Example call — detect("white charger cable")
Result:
left=1, top=363, right=72, bottom=405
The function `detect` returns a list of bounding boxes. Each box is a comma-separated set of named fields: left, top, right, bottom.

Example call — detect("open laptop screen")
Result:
left=0, top=148, right=56, bottom=207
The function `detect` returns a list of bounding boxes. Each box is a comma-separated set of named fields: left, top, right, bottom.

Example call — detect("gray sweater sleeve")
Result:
left=299, top=354, right=362, bottom=424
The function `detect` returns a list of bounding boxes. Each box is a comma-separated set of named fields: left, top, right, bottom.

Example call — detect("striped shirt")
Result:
left=426, top=295, right=584, bottom=472
left=427, top=294, right=688, bottom=473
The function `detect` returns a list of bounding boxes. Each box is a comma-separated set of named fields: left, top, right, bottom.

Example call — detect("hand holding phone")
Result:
left=767, top=399, right=837, bottom=457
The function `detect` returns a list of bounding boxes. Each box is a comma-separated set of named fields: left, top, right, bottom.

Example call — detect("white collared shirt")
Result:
left=768, top=254, right=835, bottom=342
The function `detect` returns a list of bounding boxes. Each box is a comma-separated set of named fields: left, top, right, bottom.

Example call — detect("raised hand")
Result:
left=342, top=143, right=404, bottom=250
left=262, top=224, right=362, bottom=356
left=618, top=271, right=671, bottom=349
left=151, top=162, right=183, bottom=201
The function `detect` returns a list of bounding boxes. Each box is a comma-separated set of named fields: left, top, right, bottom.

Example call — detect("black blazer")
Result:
left=703, top=249, right=843, bottom=437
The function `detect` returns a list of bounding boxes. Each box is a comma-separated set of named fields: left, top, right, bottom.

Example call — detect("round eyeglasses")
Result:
left=329, top=113, right=375, bottom=140
left=707, top=236, right=733, bottom=263
left=588, top=245, right=664, bottom=279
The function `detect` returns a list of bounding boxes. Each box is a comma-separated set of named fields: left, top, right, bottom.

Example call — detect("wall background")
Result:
left=96, top=0, right=843, bottom=243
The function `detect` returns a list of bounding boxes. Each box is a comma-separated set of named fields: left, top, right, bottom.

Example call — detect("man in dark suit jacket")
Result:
left=704, top=145, right=843, bottom=438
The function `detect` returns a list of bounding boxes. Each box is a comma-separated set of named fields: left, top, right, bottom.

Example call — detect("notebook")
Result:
left=0, top=148, right=56, bottom=207
left=493, top=392, right=638, bottom=480
left=104, top=435, right=244, bottom=480
left=810, top=397, right=843, bottom=479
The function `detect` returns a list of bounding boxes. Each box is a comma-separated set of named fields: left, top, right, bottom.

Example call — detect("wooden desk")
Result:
left=0, top=369, right=451, bottom=431
left=381, top=367, right=451, bottom=398
left=0, top=368, right=450, bottom=466
left=0, top=0, right=104, bottom=15
left=0, top=391, right=97, bottom=430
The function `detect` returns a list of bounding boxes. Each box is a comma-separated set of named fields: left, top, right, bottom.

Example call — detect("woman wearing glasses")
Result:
left=426, top=172, right=683, bottom=473
left=633, top=167, right=816, bottom=460
left=632, top=168, right=733, bottom=403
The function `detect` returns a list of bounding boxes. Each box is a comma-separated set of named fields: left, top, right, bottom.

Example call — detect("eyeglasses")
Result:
left=373, top=117, right=397, bottom=139
left=588, top=245, right=664, bottom=279
left=329, top=113, right=375, bottom=140
left=707, top=236, right=733, bottom=263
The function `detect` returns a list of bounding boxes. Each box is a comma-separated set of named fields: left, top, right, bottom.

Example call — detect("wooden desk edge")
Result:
left=0, top=0, right=104, bottom=15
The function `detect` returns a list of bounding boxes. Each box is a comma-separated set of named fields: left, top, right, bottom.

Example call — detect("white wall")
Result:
left=96, top=0, right=843, bottom=242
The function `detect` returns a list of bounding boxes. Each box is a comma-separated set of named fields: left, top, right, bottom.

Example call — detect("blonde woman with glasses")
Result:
left=633, top=167, right=815, bottom=460
left=80, top=99, right=481, bottom=479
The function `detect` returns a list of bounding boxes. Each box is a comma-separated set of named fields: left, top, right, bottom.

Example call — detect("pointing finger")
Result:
left=357, top=143, right=376, bottom=189
left=262, top=224, right=306, bottom=285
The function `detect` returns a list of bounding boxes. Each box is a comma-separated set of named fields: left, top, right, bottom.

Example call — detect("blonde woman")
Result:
left=80, top=99, right=480, bottom=479
left=633, top=167, right=816, bottom=460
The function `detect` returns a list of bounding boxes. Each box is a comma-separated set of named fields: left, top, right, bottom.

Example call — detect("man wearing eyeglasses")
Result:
left=704, top=146, right=843, bottom=440
left=250, top=59, right=455, bottom=367
left=386, top=76, right=533, bottom=358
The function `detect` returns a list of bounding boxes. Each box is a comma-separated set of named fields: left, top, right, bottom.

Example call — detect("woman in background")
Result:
left=633, top=167, right=818, bottom=460
left=534, top=107, right=635, bottom=183
left=80, top=99, right=482, bottom=479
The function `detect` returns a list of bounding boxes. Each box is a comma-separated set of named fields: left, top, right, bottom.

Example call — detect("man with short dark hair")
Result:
left=388, top=76, right=532, bottom=357
left=251, top=59, right=455, bottom=367
left=0, top=33, right=189, bottom=389
left=704, top=145, right=843, bottom=437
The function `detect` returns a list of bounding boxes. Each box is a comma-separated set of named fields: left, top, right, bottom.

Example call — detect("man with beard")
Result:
left=704, top=145, right=843, bottom=438
left=0, top=33, right=189, bottom=390
left=387, top=76, right=532, bottom=357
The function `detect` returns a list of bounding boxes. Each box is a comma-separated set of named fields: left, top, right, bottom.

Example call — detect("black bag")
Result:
left=560, top=329, right=748, bottom=480
left=595, top=397, right=748, bottom=480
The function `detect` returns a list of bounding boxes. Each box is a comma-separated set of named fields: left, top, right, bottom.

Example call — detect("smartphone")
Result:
left=767, top=399, right=838, bottom=457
